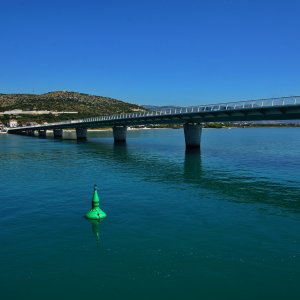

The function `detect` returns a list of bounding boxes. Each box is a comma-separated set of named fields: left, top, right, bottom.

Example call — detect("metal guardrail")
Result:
left=12, top=96, right=300, bottom=129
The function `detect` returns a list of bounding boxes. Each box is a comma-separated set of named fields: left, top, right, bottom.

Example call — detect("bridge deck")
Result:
left=7, top=96, right=300, bottom=133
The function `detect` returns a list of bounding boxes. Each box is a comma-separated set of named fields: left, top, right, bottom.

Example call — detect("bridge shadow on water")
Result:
left=70, top=138, right=300, bottom=214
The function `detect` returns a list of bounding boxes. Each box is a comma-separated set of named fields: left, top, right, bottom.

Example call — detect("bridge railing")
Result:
left=11, top=96, right=300, bottom=130
left=78, top=96, right=299, bottom=122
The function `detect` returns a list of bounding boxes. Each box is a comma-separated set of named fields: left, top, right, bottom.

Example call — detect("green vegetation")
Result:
left=145, top=124, right=182, bottom=129
left=0, top=91, right=145, bottom=124
left=203, top=122, right=224, bottom=128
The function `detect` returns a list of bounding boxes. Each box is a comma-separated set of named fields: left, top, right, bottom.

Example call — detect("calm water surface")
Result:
left=0, top=128, right=299, bottom=299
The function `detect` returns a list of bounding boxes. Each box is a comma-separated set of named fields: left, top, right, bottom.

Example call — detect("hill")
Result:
left=0, top=91, right=145, bottom=123
left=143, top=105, right=180, bottom=111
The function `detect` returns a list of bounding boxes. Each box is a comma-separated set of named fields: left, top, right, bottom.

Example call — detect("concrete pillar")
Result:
left=184, top=123, right=202, bottom=149
left=113, top=126, right=127, bottom=143
left=53, top=129, right=63, bottom=138
left=38, top=130, right=47, bottom=137
left=76, top=128, right=87, bottom=140
left=27, top=129, right=35, bottom=136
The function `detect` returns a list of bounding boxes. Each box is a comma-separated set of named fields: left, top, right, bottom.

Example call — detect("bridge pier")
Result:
left=76, top=128, right=87, bottom=140
left=27, top=129, right=35, bottom=136
left=38, top=130, right=47, bottom=137
left=113, top=126, right=127, bottom=144
left=184, top=123, right=202, bottom=149
left=53, top=129, right=63, bottom=138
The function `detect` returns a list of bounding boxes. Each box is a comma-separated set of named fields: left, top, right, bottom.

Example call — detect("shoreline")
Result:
left=1, top=126, right=299, bottom=134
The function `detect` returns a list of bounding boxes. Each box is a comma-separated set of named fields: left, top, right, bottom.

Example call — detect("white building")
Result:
left=9, top=119, right=18, bottom=127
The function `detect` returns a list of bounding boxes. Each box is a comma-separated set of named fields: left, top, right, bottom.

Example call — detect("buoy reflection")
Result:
left=87, top=219, right=102, bottom=243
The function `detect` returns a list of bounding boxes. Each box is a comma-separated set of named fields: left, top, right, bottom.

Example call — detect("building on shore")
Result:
left=8, top=119, right=18, bottom=127
left=0, top=109, right=78, bottom=115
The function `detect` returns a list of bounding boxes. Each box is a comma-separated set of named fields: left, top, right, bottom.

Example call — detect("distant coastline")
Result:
left=1, top=124, right=299, bottom=135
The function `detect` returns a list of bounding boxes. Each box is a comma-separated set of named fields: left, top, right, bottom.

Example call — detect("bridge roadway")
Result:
left=7, top=96, right=300, bottom=148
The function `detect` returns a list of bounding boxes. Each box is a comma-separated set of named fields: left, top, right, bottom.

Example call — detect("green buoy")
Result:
left=85, top=185, right=107, bottom=220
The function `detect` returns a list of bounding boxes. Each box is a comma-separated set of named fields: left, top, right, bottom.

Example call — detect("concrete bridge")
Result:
left=7, top=96, right=300, bottom=148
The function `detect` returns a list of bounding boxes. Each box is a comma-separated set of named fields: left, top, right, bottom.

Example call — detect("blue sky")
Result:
left=1, top=0, right=300, bottom=105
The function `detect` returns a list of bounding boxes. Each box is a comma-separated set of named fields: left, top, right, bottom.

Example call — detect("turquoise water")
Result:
left=0, top=128, right=299, bottom=300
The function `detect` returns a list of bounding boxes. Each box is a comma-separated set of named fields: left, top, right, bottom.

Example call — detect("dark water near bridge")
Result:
left=0, top=128, right=299, bottom=299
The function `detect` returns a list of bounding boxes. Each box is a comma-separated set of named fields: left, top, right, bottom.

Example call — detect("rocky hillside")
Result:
left=0, top=91, right=144, bottom=117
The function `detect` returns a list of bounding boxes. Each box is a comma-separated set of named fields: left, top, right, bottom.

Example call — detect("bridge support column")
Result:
left=113, top=126, right=127, bottom=144
left=76, top=128, right=87, bottom=140
left=38, top=130, right=47, bottom=137
left=184, top=123, right=202, bottom=149
left=53, top=129, right=63, bottom=138
left=27, top=129, right=35, bottom=136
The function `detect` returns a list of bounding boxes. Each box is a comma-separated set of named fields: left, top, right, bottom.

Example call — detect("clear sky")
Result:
left=1, top=0, right=300, bottom=106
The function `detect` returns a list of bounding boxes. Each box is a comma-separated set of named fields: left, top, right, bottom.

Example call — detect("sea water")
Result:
left=0, top=128, right=299, bottom=300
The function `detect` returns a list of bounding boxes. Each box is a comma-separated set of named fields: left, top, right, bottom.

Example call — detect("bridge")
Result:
left=7, top=96, right=300, bottom=148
